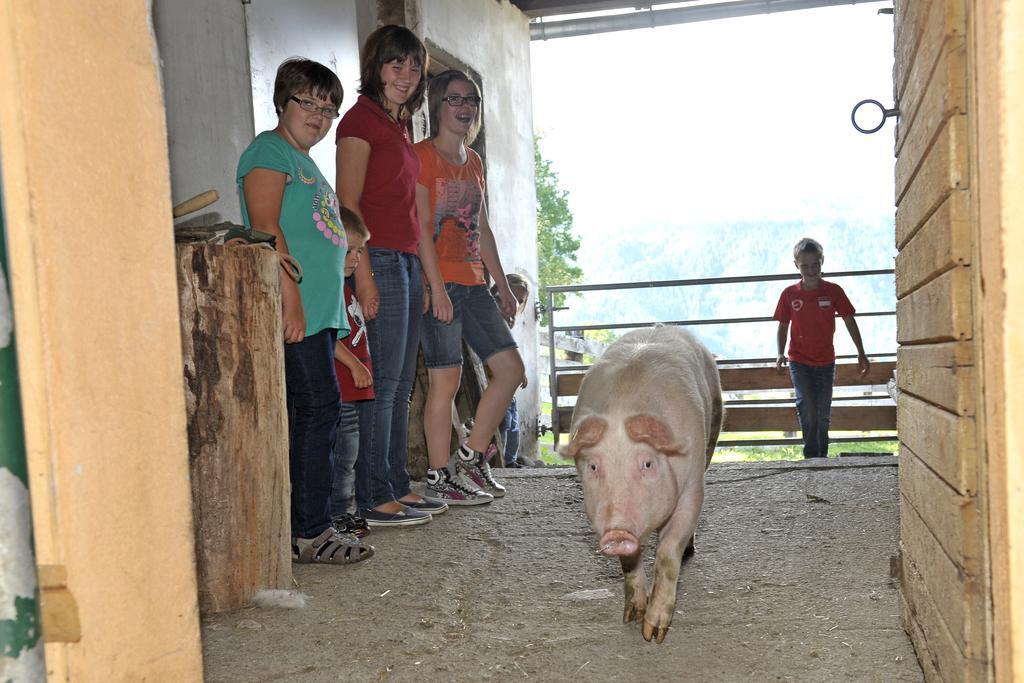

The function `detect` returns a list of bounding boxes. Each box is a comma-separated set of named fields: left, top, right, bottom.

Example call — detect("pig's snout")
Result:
left=598, top=530, right=639, bottom=557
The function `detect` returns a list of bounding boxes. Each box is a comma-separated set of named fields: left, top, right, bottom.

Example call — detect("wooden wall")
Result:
left=894, top=0, right=990, bottom=679
left=0, top=1, right=204, bottom=678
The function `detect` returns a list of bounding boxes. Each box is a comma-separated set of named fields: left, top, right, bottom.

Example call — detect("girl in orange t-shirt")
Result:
left=415, top=69, right=525, bottom=505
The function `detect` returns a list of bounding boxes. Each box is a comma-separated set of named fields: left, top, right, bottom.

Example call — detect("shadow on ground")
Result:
left=201, top=456, right=923, bottom=682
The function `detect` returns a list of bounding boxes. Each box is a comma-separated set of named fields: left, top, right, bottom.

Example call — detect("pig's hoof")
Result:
left=641, top=620, right=670, bottom=643
left=623, top=602, right=645, bottom=624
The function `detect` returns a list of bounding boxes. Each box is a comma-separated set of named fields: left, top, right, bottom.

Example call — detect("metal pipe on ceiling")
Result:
left=530, top=0, right=887, bottom=40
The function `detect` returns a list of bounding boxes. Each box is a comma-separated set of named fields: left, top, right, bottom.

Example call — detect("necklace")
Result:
left=431, top=139, right=467, bottom=167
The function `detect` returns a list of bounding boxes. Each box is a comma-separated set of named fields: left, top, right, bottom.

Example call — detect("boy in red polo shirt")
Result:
left=330, top=218, right=374, bottom=538
left=773, top=238, right=870, bottom=458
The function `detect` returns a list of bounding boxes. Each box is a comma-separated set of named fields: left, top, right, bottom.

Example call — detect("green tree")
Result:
left=535, top=134, right=583, bottom=325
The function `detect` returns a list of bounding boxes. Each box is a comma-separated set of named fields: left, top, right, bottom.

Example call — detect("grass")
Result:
left=714, top=438, right=897, bottom=462
left=537, top=426, right=566, bottom=466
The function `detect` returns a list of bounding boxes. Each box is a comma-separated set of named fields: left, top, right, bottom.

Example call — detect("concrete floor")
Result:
left=202, top=456, right=924, bottom=682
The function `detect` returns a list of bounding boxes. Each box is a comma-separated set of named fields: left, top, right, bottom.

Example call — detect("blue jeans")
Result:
left=788, top=361, right=835, bottom=458
left=283, top=328, right=340, bottom=538
left=353, top=398, right=374, bottom=513
left=501, top=398, right=520, bottom=465
left=330, top=402, right=360, bottom=517
left=421, top=283, right=517, bottom=368
left=359, top=248, right=423, bottom=510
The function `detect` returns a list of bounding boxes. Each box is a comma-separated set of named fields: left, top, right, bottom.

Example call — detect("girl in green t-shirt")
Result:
left=237, top=58, right=372, bottom=565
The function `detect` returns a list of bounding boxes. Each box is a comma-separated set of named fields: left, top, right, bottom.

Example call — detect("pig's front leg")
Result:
left=620, top=550, right=647, bottom=624
left=642, top=488, right=704, bottom=643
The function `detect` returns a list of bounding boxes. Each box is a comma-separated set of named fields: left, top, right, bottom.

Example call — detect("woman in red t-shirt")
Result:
left=336, top=25, right=445, bottom=527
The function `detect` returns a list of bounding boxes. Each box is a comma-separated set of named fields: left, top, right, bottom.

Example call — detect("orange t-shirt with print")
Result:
left=414, top=141, right=486, bottom=286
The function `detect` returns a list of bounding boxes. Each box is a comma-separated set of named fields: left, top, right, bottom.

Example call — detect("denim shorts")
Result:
left=421, top=283, right=517, bottom=369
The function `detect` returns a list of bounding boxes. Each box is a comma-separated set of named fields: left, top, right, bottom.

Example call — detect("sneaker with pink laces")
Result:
left=456, top=448, right=507, bottom=498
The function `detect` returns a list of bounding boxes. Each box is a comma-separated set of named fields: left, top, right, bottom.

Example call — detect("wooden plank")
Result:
left=896, top=266, right=973, bottom=344
left=557, top=404, right=895, bottom=436
left=895, top=0, right=967, bottom=157
left=900, top=492, right=986, bottom=659
left=539, top=332, right=609, bottom=356
left=177, top=244, right=291, bottom=613
left=556, top=372, right=585, bottom=396
left=894, top=114, right=968, bottom=248
left=895, top=191, right=970, bottom=298
left=894, top=0, right=935, bottom=100
left=723, top=405, right=896, bottom=432
left=897, top=392, right=976, bottom=495
left=719, top=362, right=896, bottom=392
left=899, top=444, right=980, bottom=576
left=557, top=362, right=897, bottom=397
left=897, top=341, right=975, bottom=416
left=897, top=40, right=968, bottom=199
left=900, top=558, right=982, bottom=681
left=37, top=564, right=81, bottom=643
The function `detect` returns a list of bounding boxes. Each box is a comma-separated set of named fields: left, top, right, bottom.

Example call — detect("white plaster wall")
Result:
left=153, top=0, right=254, bottom=224
left=153, top=0, right=541, bottom=457
left=414, top=0, right=541, bottom=458
left=245, top=0, right=363, bottom=188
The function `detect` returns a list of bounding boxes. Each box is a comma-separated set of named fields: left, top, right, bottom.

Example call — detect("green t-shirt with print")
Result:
left=237, top=131, right=349, bottom=339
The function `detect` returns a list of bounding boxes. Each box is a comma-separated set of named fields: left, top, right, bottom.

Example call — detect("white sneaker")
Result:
left=425, top=467, right=493, bottom=506
left=455, top=450, right=507, bottom=498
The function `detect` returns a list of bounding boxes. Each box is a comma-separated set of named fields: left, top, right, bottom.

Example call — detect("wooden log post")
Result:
left=176, top=244, right=291, bottom=613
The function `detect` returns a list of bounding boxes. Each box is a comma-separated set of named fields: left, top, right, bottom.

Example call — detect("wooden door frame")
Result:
left=973, top=1, right=1024, bottom=680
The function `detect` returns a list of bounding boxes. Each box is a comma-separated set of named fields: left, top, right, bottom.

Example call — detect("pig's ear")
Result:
left=626, top=414, right=684, bottom=455
left=563, top=415, right=607, bottom=460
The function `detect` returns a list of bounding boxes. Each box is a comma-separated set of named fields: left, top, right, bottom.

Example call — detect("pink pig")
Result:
left=564, top=325, right=722, bottom=643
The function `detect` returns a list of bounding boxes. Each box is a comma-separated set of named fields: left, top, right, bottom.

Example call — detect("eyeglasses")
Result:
left=290, top=96, right=340, bottom=119
left=441, top=95, right=481, bottom=108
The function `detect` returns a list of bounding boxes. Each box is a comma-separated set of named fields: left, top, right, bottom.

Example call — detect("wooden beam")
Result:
left=718, top=362, right=896, bottom=392
left=900, top=490, right=986, bottom=660
left=899, top=557, right=984, bottom=681
left=896, top=44, right=967, bottom=201
left=894, top=0, right=935, bottom=101
left=896, top=191, right=970, bottom=299
left=898, top=392, right=976, bottom=495
left=899, top=444, right=980, bottom=576
left=895, top=114, right=968, bottom=249
left=556, top=361, right=896, bottom=397
left=897, top=341, right=975, bottom=416
left=722, top=405, right=896, bottom=432
left=539, top=331, right=608, bottom=356
left=556, top=404, right=896, bottom=435
left=895, top=0, right=966, bottom=157
left=896, top=266, right=973, bottom=344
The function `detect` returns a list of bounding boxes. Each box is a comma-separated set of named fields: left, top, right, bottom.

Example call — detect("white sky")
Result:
left=529, top=4, right=896, bottom=249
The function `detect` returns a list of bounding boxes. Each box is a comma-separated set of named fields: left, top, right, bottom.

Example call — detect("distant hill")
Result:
left=552, top=216, right=897, bottom=361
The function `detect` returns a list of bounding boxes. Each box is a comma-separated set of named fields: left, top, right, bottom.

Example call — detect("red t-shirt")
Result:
left=334, top=284, right=374, bottom=402
left=414, top=141, right=487, bottom=286
left=336, top=95, right=420, bottom=254
left=773, top=280, right=855, bottom=366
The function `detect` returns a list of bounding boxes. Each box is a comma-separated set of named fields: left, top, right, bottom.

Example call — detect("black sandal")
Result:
left=332, top=513, right=371, bottom=538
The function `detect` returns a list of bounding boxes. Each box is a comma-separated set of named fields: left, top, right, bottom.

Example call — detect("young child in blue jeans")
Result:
left=493, top=274, right=530, bottom=467
left=331, top=218, right=372, bottom=538
left=773, top=238, right=870, bottom=458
